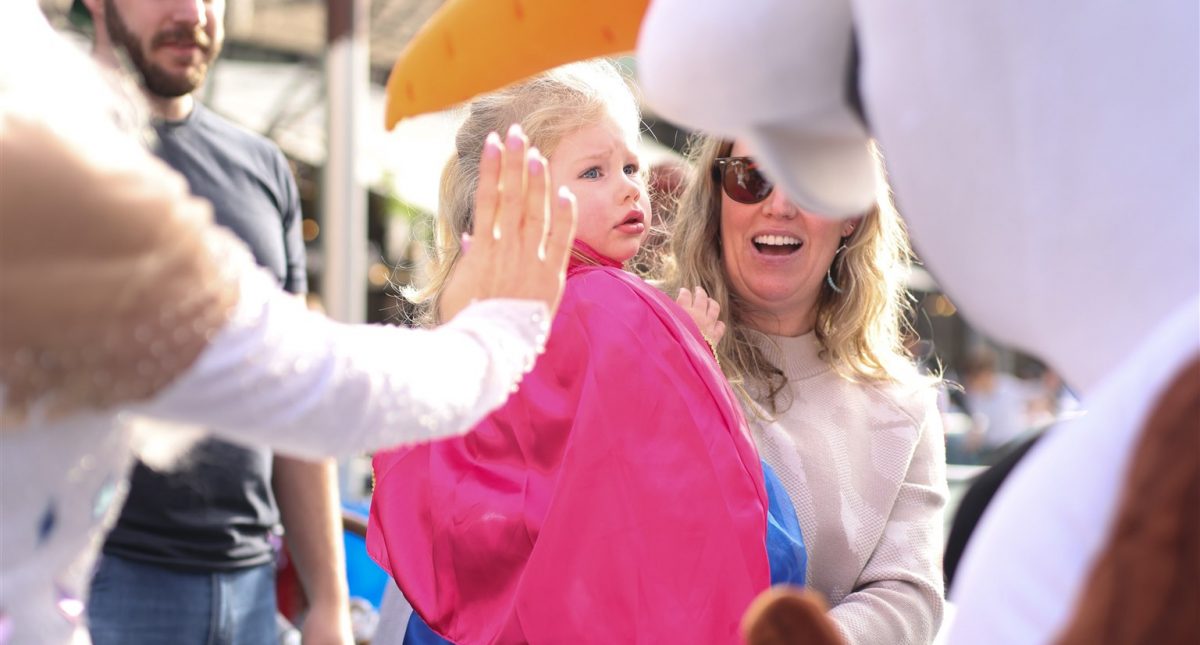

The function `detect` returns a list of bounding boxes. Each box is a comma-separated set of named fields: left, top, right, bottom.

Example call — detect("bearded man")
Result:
left=76, top=0, right=353, bottom=642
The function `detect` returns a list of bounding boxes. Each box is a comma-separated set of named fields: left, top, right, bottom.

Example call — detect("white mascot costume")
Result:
left=636, top=1, right=1198, bottom=642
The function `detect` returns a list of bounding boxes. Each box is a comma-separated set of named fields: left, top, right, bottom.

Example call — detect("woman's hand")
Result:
left=440, top=125, right=578, bottom=322
left=677, top=286, right=726, bottom=346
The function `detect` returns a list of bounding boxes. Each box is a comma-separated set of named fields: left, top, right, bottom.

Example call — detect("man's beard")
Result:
left=104, top=0, right=220, bottom=99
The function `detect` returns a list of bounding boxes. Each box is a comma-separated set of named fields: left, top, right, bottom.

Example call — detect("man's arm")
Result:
left=272, top=144, right=349, bottom=644
left=273, top=455, right=354, bottom=645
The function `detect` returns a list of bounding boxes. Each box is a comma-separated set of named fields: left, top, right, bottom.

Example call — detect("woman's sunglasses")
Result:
left=712, top=156, right=775, bottom=205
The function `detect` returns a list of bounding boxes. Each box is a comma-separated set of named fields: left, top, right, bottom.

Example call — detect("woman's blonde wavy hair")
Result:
left=403, top=59, right=641, bottom=325
left=664, top=136, right=929, bottom=414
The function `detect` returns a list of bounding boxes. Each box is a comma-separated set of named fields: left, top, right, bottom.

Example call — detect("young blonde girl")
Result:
left=367, top=61, right=805, bottom=644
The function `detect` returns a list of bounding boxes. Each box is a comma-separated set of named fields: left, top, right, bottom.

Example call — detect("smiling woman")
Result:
left=667, top=135, right=948, bottom=644
left=714, top=141, right=857, bottom=339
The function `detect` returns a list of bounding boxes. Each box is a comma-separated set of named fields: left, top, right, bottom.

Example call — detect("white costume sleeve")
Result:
left=2, top=27, right=550, bottom=457
left=141, top=268, right=550, bottom=460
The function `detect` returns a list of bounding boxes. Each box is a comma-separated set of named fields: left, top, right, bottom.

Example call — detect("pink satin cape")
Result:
left=367, top=247, right=769, bottom=643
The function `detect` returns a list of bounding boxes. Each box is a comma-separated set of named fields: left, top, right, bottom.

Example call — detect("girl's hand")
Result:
left=676, top=286, right=726, bottom=346
left=440, top=125, right=578, bottom=322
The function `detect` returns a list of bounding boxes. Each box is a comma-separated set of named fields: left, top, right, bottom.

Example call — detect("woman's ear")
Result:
left=842, top=217, right=862, bottom=238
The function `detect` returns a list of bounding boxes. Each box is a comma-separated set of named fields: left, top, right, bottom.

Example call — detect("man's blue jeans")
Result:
left=87, top=554, right=277, bottom=645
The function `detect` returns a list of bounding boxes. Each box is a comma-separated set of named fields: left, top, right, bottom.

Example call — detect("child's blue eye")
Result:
left=580, top=167, right=601, bottom=180
left=623, top=163, right=640, bottom=175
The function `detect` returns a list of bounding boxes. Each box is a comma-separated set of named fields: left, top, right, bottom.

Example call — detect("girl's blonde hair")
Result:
left=404, top=59, right=640, bottom=325
left=664, top=136, right=929, bottom=413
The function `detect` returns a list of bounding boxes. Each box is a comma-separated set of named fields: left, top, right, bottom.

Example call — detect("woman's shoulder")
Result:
left=838, top=373, right=941, bottom=430
left=772, top=364, right=937, bottom=427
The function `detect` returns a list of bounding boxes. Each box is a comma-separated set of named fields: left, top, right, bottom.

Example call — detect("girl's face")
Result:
left=548, top=114, right=651, bottom=263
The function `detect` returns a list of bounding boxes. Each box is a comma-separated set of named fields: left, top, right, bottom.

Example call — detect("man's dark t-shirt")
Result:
left=102, top=104, right=307, bottom=570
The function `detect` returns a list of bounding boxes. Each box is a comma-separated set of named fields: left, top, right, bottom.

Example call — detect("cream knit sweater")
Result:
left=749, top=332, right=947, bottom=645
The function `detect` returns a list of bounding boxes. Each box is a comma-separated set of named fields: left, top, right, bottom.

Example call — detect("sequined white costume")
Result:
left=0, top=4, right=549, bottom=642
left=0, top=283, right=548, bottom=645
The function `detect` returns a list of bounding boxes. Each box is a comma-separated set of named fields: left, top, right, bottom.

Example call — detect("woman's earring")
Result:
left=826, top=244, right=849, bottom=294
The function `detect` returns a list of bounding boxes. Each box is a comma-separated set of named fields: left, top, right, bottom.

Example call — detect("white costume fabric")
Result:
left=0, top=282, right=549, bottom=645
left=0, top=4, right=550, bottom=642
left=950, top=297, right=1199, bottom=643
left=637, top=0, right=1198, bottom=642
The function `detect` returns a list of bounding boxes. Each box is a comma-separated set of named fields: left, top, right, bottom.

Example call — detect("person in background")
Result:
left=960, top=346, right=1042, bottom=463
left=669, top=136, right=947, bottom=644
left=77, top=0, right=345, bottom=641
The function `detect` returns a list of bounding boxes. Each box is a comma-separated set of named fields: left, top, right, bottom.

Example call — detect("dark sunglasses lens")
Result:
left=723, top=161, right=773, bottom=204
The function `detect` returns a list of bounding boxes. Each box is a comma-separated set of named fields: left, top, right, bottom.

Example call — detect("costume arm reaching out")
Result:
left=2, top=98, right=570, bottom=454
left=141, top=270, right=550, bottom=458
